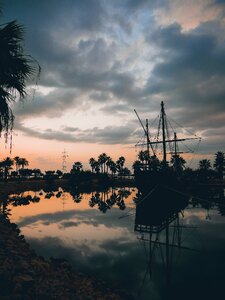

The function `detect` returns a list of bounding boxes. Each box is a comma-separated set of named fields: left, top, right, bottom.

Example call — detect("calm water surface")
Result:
left=7, top=187, right=225, bottom=300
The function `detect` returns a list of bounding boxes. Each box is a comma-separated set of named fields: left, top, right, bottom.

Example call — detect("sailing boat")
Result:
left=134, top=101, right=201, bottom=194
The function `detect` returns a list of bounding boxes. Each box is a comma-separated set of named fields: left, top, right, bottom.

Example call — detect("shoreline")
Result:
left=0, top=177, right=135, bottom=198
left=0, top=179, right=69, bottom=198
left=0, top=179, right=134, bottom=299
left=0, top=215, right=133, bottom=300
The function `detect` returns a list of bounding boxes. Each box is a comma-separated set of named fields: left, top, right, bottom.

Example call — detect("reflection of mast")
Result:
left=136, top=211, right=182, bottom=287
left=134, top=187, right=195, bottom=296
left=62, top=149, right=68, bottom=173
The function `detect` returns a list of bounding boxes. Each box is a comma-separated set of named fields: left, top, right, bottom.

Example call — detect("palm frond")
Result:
left=0, top=19, right=41, bottom=136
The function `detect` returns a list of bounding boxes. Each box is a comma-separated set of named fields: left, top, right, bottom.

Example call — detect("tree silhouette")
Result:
left=0, top=18, right=40, bottom=137
left=170, top=154, right=186, bottom=174
left=89, top=157, right=96, bottom=173
left=120, top=167, right=131, bottom=176
left=56, top=169, right=63, bottom=178
left=19, top=168, right=32, bottom=178
left=214, top=151, right=225, bottom=181
left=98, top=153, right=108, bottom=173
left=149, top=155, right=161, bottom=171
left=198, top=159, right=212, bottom=183
left=137, top=150, right=146, bottom=164
left=109, top=161, right=117, bottom=177
left=93, top=161, right=100, bottom=174
left=0, top=157, right=14, bottom=181
left=71, top=161, right=83, bottom=173
left=199, top=159, right=211, bottom=171
left=116, top=156, right=125, bottom=175
left=19, top=157, right=29, bottom=169
left=33, top=168, right=42, bottom=178
left=13, top=156, right=20, bottom=172
left=106, top=156, right=112, bottom=174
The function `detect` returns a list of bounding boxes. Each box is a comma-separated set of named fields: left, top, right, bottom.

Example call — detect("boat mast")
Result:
left=134, top=109, right=155, bottom=157
left=146, top=119, right=150, bottom=163
left=174, top=132, right=177, bottom=156
left=161, top=101, right=167, bottom=163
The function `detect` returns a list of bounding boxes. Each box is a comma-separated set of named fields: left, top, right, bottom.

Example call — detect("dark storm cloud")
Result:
left=2, top=1, right=225, bottom=154
left=3, top=0, right=138, bottom=95
left=144, top=21, right=225, bottom=134
left=13, top=88, right=80, bottom=118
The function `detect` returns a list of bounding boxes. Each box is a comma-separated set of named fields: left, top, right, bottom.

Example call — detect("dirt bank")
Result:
left=0, top=215, right=133, bottom=300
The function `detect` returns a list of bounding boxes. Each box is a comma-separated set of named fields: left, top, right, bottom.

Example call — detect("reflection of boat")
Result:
left=135, top=186, right=188, bottom=233
left=134, top=187, right=192, bottom=295
left=134, top=102, right=201, bottom=194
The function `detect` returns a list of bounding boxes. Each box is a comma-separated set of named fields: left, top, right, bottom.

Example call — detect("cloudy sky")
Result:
left=1, top=0, right=225, bottom=171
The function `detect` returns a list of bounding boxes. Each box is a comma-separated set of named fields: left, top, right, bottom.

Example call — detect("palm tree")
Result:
left=93, top=161, right=100, bottom=174
left=89, top=157, right=96, bottom=173
left=13, top=156, right=21, bottom=171
left=149, top=155, right=161, bottom=171
left=19, top=157, right=29, bottom=169
left=116, top=156, right=125, bottom=174
left=0, top=157, right=14, bottom=181
left=198, top=159, right=212, bottom=183
left=0, top=19, right=40, bottom=136
left=170, top=154, right=186, bottom=173
left=214, top=151, right=225, bottom=181
left=199, top=159, right=211, bottom=171
left=106, top=156, right=112, bottom=174
left=109, top=161, right=117, bottom=177
left=98, top=153, right=108, bottom=173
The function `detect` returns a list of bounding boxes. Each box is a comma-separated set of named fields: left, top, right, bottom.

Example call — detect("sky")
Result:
left=1, top=0, right=225, bottom=171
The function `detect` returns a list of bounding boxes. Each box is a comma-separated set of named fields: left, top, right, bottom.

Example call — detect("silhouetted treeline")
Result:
left=133, top=151, right=225, bottom=184
left=0, top=151, right=224, bottom=186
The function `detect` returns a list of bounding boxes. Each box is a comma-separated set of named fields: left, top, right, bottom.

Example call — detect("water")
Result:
left=6, top=186, right=225, bottom=300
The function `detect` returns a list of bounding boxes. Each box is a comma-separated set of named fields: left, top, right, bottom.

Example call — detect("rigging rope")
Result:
left=168, top=115, right=199, bottom=138
left=186, top=138, right=202, bottom=168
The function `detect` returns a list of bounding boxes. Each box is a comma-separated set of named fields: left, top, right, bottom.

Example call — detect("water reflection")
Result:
left=1, top=185, right=225, bottom=300
left=134, top=186, right=191, bottom=298
left=89, top=188, right=130, bottom=213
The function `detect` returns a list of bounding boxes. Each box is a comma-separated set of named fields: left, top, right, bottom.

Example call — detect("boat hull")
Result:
left=134, top=169, right=180, bottom=195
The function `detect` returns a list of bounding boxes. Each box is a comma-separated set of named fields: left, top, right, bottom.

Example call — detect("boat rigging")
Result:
left=135, top=101, right=201, bottom=166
